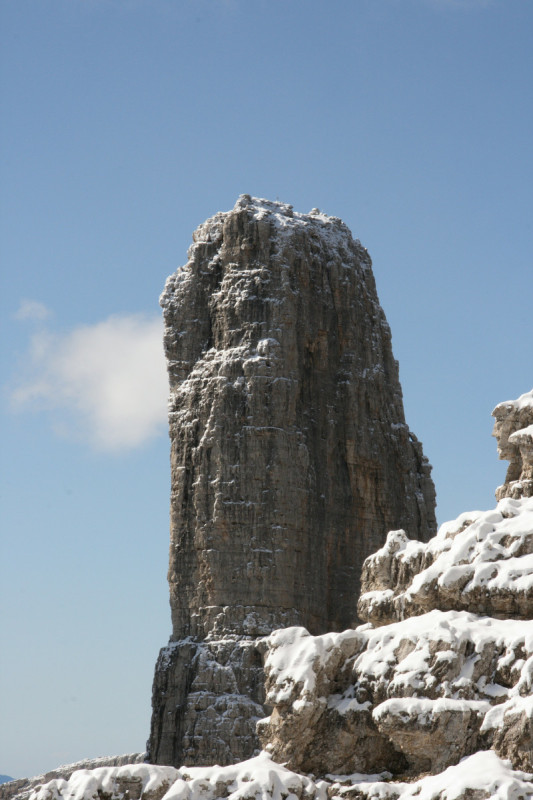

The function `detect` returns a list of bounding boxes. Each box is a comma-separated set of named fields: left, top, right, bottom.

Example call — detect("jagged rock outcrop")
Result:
left=493, top=389, right=533, bottom=500
left=258, top=610, right=533, bottom=776
left=258, top=392, right=533, bottom=782
left=356, top=496, right=533, bottom=624
left=148, top=196, right=436, bottom=767
left=356, top=389, right=533, bottom=626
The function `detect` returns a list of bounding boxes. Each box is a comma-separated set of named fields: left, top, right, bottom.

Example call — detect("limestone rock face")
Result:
left=259, top=394, right=533, bottom=781
left=357, top=496, right=533, bottom=625
left=493, top=389, right=533, bottom=501
left=148, top=196, right=436, bottom=767
left=258, top=612, right=533, bottom=777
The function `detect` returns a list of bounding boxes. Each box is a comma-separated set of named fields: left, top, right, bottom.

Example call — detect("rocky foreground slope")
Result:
left=6, top=396, right=532, bottom=800
left=149, top=196, right=436, bottom=766
left=257, top=389, right=533, bottom=792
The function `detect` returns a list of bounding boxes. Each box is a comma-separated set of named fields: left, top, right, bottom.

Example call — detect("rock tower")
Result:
left=148, top=196, right=436, bottom=767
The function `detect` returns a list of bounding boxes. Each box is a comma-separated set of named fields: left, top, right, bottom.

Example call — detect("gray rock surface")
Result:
left=148, top=196, right=436, bottom=767
left=149, top=637, right=265, bottom=769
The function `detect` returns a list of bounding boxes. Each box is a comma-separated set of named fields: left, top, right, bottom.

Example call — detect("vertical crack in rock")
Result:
left=148, top=196, right=436, bottom=767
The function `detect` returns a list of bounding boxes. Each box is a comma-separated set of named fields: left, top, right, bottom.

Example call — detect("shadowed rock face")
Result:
left=148, top=196, right=436, bottom=767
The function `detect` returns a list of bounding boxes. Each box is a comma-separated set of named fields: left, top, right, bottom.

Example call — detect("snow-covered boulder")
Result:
left=258, top=613, right=533, bottom=775
left=357, top=496, right=533, bottom=625
left=28, top=755, right=325, bottom=800
left=21, top=752, right=533, bottom=800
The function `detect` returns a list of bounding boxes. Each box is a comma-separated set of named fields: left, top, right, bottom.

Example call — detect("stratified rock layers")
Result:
left=148, top=196, right=436, bottom=767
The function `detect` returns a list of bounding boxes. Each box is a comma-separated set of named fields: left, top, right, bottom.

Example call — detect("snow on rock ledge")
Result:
left=357, top=496, right=533, bottom=624
left=258, top=613, right=533, bottom=776
left=20, top=752, right=533, bottom=800
left=493, top=389, right=533, bottom=501
left=356, top=390, right=533, bottom=628
left=28, top=756, right=325, bottom=800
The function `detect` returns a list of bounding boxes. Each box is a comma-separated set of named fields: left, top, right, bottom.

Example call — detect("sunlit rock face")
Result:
left=357, top=391, right=533, bottom=627
left=148, top=196, right=436, bottom=767
left=259, top=611, right=533, bottom=777
left=258, top=394, right=532, bottom=782
left=493, top=389, right=533, bottom=501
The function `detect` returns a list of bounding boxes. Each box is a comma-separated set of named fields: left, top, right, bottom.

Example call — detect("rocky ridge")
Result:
left=258, top=390, right=533, bottom=789
left=148, top=196, right=436, bottom=767
left=14, top=751, right=533, bottom=800
left=3, top=395, right=532, bottom=799
left=0, top=757, right=146, bottom=800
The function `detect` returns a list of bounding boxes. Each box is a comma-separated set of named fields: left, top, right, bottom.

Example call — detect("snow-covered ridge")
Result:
left=23, top=752, right=533, bottom=800
left=0, top=756, right=146, bottom=800
left=493, top=389, right=533, bottom=414
left=357, top=496, right=533, bottom=624
left=258, top=611, right=533, bottom=776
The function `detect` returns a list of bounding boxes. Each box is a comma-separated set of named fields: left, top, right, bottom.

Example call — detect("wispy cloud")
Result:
left=14, top=299, right=53, bottom=322
left=10, top=310, right=168, bottom=451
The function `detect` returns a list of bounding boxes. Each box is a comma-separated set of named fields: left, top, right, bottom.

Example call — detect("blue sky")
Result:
left=1, top=0, right=531, bottom=780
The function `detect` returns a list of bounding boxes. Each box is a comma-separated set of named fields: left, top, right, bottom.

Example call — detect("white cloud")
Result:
left=15, top=299, right=53, bottom=322
left=11, top=313, right=168, bottom=451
